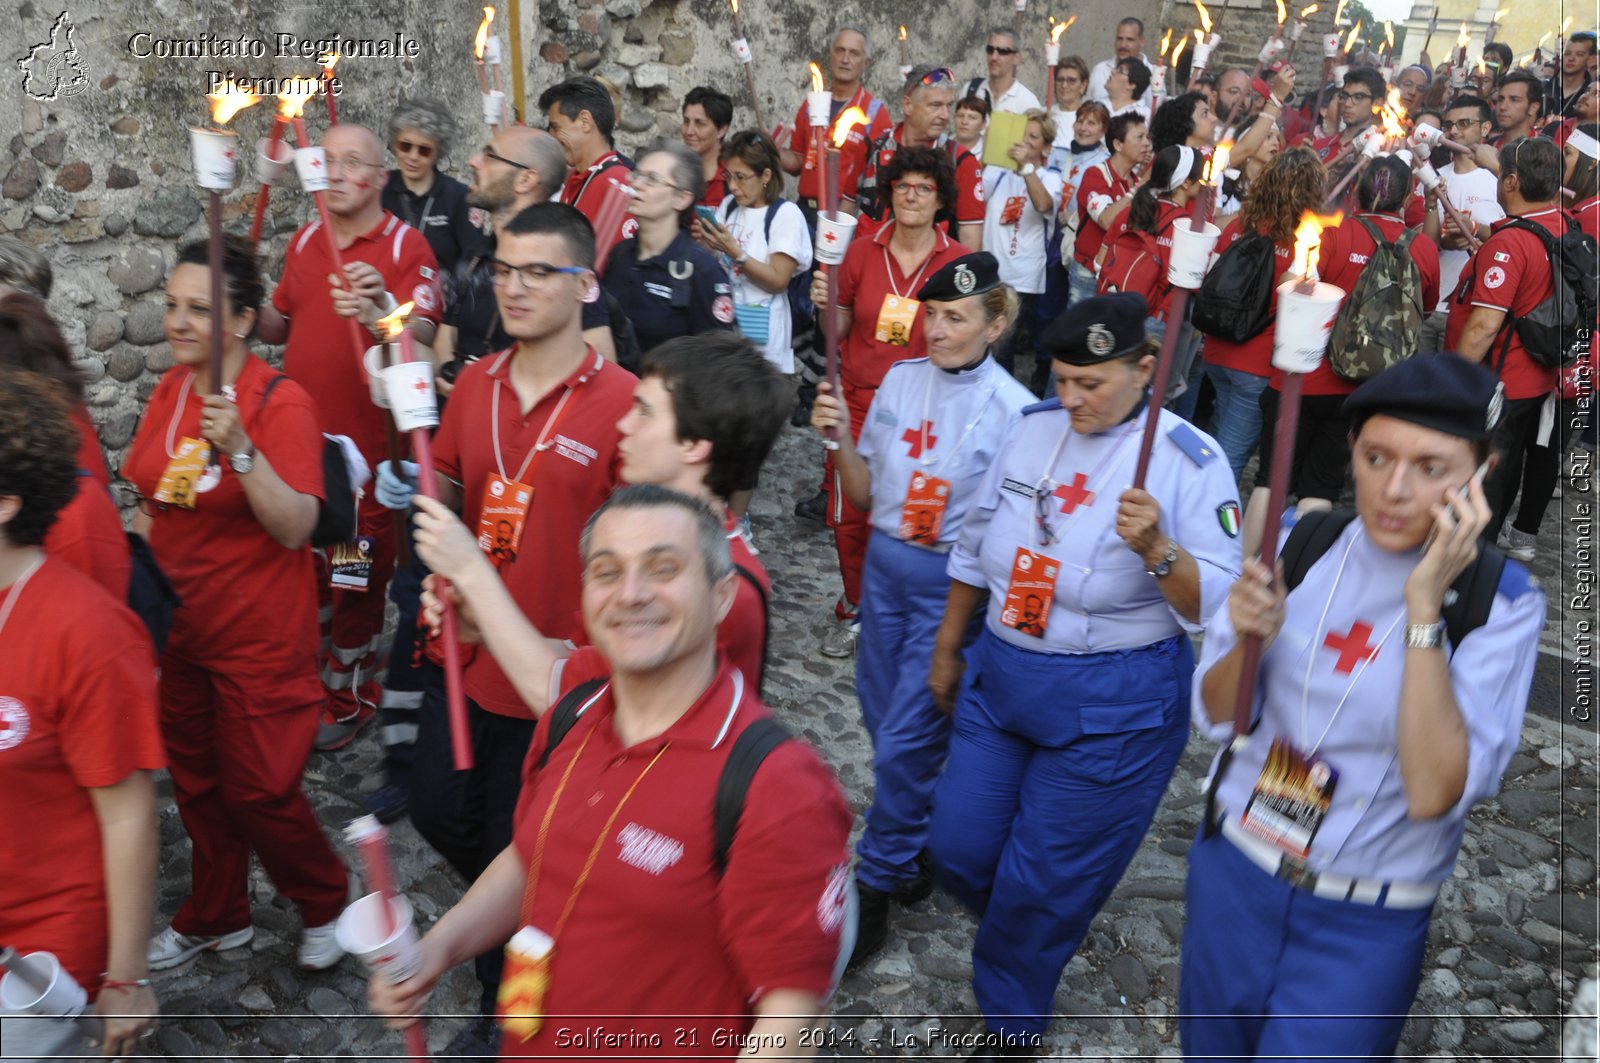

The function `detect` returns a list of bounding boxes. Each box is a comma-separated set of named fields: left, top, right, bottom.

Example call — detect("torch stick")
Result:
left=249, top=114, right=291, bottom=249
left=898, top=25, right=911, bottom=79
left=321, top=54, right=340, bottom=124
left=727, top=0, right=769, bottom=134
left=0, top=947, right=50, bottom=995
left=346, top=818, right=430, bottom=1062
left=822, top=139, right=841, bottom=450
left=1014, top=0, right=1026, bottom=39
left=209, top=191, right=226, bottom=394
left=195, top=83, right=262, bottom=395
left=1323, top=153, right=1370, bottom=208
left=1422, top=5, right=1439, bottom=56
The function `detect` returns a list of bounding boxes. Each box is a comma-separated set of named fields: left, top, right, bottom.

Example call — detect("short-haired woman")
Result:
left=383, top=97, right=481, bottom=274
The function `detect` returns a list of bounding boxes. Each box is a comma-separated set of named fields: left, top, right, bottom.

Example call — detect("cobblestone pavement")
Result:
left=142, top=425, right=1599, bottom=1060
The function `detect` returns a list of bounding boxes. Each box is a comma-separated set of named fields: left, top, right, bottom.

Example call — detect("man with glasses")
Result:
left=1088, top=18, right=1157, bottom=106
left=1491, top=70, right=1546, bottom=147
left=1419, top=95, right=1503, bottom=354
left=1304, top=67, right=1383, bottom=164
left=255, top=122, right=442, bottom=751
left=962, top=28, right=1042, bottom=116
left=539, top=77, right=635, bottom=261
left=780, top=27, right=893, bottom=216
left=1549, top=32, right=1597, bottom=119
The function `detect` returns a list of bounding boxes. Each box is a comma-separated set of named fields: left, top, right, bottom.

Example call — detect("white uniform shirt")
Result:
left=1088, top=53, right=1158, bottom=105
left=1193, top=518, right=1545, bottom=884
left=716, top=198, right=814, bottom=373
left=1434, top=165, right=1505, bottom=311
left=856, top=355, right=1034, bottom=547
left=982, top=165, right=1066, bottom=293
left=949, top=398, right=1242, bottom=654
left=965, top=76, right=1044, bottom=116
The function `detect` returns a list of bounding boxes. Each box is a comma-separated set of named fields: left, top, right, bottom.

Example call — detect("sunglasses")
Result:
left=395, top=140, right=436, bottom=159
left=986, top=45, right=1020, bottom=56
left=918, top=67, right=956, bottom=86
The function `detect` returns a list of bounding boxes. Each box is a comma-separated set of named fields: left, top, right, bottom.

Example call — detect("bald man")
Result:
left=256, top=122, right=444, bottom=747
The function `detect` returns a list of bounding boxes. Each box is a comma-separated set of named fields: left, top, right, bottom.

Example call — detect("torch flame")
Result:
left=1205, top=139, right=1233, bottom=184
left=1193, top=0, right=1213, bottom=33
left=1300, top=4, right=1318, bottom=15
left=206, top=80, right=261, bottom=126
left=730, top=0, right=738, bottom=14
left=374, top=302, right=416, bottom=341
left=1290, top=211, right=1342, bottom=279
left=1379, top=87, right=1408, bottom=140
left=809, top=61, right=824, bottom=93
left=320, top=51, right=339, bottom=74
left=1538, top=31, right=1553, bottom=49
left=1276, top=0, right=1287, bottom=24
left=1159, top=28, right=1173, bottom=56
left=276, top=78, right=319, bottom=119
left=475, top=7, right=496, bottom=60
left=832, top=106, right=868, bottom=147
left=1478, top=55, right=1488, bottom=75
left=1383, top=20, right=1394, bottom=49
left=1052, top=17, right=1075, bottom=42
left=1344, top=19, right=1362, bottom=51
left=899, top=24, right=907, bottom=41
left=1457, top=21, right=1470, bottom=47
left=1333, top=0, right=1348, bottom=24
left=1562, top=16, right=1573, bottom=34
left=1171, top=35, right=1188, bottom=66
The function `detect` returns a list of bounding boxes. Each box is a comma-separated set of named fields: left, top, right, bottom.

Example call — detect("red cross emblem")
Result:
left=823, top=230, right=838, bottom=244
left=1052, top=473, right=1096, bottom=514
left=902, top=421, right=937, bottom=458
left=0, top=696, right=30, bottom=751
left=413, top=377, right=430, bottom=393
left=1323, top=621, right=1380, bottom=674
left=309, top=156, right=322, bottom=169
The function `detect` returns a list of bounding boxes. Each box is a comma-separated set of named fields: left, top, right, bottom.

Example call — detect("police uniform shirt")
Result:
left=855, top=355, right=1034, bottom=547
left=1195, top=517, right=1546, bottom=884
left=382, top=169, right=485, bottom=276
left=949, top=399, right=1242, bottom=654
left=601, top=229, right=736, bottom=355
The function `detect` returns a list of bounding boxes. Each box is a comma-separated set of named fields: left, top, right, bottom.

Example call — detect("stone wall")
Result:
left=3, top=0, right=1147, bottom=483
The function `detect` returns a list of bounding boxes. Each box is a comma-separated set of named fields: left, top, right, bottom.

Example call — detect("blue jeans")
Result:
left=1205, top=363, right=1270, bottom=482
left=1068, top=259, right=1098, bottom=306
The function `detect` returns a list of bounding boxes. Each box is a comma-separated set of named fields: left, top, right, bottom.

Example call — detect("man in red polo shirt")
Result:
left=370, top=485, right=851, bottom=1060
left=781, top=26, right=894, bottom=213
left=255, top=123, right=441, bottom=749
left=540, top=77, right=635, bottom=266
left=1445, top=135, right=1568, bottom=560
left=390, top=202, right=635, bottom=1052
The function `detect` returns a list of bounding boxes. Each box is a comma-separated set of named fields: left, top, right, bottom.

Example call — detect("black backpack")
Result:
left=1326, top=218, right=1425, bottom=381
left=262, top=375, right=359, bottom=548
left=1191, top=230, right=1278, bottom=343
left=536, top=678, right=792, bottom=876
left=1498, top=215, right=1599, bottom=369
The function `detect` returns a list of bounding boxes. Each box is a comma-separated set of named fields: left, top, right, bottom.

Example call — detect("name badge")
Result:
left=898, top=470, right=951, bottom=546
left=1240, top=736, right=1341, bottom=863
left=999, top=546, right=1058, bottom=639
left=874, top=294, right=920, bottom=347
left=479, top=473, right=533, bottom=569
left=329, top=535, right=376, bottom=591
left=154, top=436, right=214, bottom=510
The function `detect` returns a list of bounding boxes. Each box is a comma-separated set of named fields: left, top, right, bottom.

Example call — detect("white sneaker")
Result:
left=147, top=925, right=254, bottom=971
left=819, top=615, right=860, bottom=658
left=1502, top=527, right=1537, bottom=562
left=297, top=920, right=345, bottom=970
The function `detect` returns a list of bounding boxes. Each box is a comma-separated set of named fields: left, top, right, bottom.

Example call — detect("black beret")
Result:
left=916, top=252, right=1002, bottom=303
left=1341, top=353, right=1504, bottom=442
left=1039, top=292, right=1149, bottom=365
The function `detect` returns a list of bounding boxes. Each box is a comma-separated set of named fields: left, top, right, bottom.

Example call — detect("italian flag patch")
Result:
left=1217, top=501, right=1241, bottom=538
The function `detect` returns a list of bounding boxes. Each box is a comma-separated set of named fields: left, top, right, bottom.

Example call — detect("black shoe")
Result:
left=793, top=490, right=827, bottom=525
left=443, top=1015, right=499, bottom=1058
left=363, top=781, right=409, bottom=824
left=846, top=883, right=889, bottom=971
left=892, top=850, right=935, bottom=905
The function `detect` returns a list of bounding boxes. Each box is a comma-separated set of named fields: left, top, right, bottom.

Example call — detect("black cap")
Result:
left=1039, top=292, right=1149, bottom=365
left=1341, top=353, right=1504, bottom=442
left=916, top=252, right=1003, bottom=303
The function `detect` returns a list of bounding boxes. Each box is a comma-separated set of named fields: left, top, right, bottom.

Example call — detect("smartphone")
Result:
left=694, top=205, right=722, bottom=229
left=1423, top=460, right=1490, bottom=551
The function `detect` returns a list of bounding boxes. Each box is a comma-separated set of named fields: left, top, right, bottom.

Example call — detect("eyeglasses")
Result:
left=482, top=144, right=532, bottom=171
left=1033, top=479, right=1059, bottom=547
left=917, top=67, right=956, bottom=86
left=395, top=140, right=436, bottom=159
left=985, top=45, right=1020, bottom=56
left=891, top=180, right=937, bottom=198
left=1442, top=118, right=1482, bottom=131
left=325, top=156, right=384, bottom=174
left=726, top=169, right=760, bottom=184
left=1336, top=91, right=1373, bottom=102
left=630, top=170, right=681, bottom=191
left=490, top=260, right=588, bottom=288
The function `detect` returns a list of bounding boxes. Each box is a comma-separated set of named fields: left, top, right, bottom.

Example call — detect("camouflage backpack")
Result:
left=1326, top=217, right=1424, bottom=382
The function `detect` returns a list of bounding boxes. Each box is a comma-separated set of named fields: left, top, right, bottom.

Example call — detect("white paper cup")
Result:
left=0, top=952, right=87, bottom=1018
left=733, top=38, right=753, bottom=63
left=294, top=146, right=329, bottom=192
left=1192, top=41, right=1215, bottom=69
left=1272, top=280, right=1343, bottom=374
left=1411, top=123, right=1444, bottom=149
left=1258, top=37, right=1285, bottom=63
left=1167, top=220, right=1221, bottom=289
left=813, top=211, right=857, bottom=265
left=335, top=894, right=421, bottom=983
left=1333, top=63, right=1350, bottom=83
left=256, top=136, right=293, bottom=185
left=1014, top=0, right=1027, bottom=10
left=483, top=36, right=502, bottom=65
left=1046, top=42, right=1061, bottom=66
left=482, top=90, right=505, bottom=126
left=1324, top=33, right=1342, bottom=57
left=363, top=346, right=392, bottom=408
left=383, top=361, right=439, bottom=431
left=808, top=90, right=831, bottom=127
left=1291, top=20, right=1306, bottom=41
left=189, top=128, right=238, bottom=191
left=1417, top=161, right=1441, bottom=190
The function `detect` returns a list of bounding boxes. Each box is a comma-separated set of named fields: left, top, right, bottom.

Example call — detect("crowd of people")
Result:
left=0, top=9, right=1591, bottom=1061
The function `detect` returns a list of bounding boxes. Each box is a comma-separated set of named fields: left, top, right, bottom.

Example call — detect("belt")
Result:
left=1218, top=815, right=1439, bottom=910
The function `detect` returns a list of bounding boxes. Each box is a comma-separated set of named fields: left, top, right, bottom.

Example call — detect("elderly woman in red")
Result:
left=124, top=236, right=350, bottom=973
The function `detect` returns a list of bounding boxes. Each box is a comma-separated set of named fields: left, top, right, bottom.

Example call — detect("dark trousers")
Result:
left=409, top=686, right=537, bottom=1011
left=1486, top=395, right=1550, bottom=540
left=378, top=547, right=431, bottom=781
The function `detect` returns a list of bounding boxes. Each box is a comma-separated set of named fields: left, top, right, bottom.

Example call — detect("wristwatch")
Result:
left=1019, top=162, right=1038, bottom=177
left=1405, top=621, right=1445, bottom=650
left=1146, top=539, right=1179, bottom=578
left=228, top=445, right=256, bottom=475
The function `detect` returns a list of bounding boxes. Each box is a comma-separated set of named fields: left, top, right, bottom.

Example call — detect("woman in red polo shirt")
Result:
left=807, top=144, right=972, bottom=657
left=124, top=236, right=350, bottom=973
left=1198, top=146, right=1325, bottom=482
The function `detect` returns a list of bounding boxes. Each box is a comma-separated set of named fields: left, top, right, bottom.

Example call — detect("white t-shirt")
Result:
left=1434, top=165, right=1506, bottom=311
left=982, top=165, right=1065, bottom=293
left=1049, top=108, right=1079, bottom=150
left=1088, top=54, right=1158, bottom=105
left=964, top=76, right=1043, bottom=115
left=716, top=198, right=814, bottom=373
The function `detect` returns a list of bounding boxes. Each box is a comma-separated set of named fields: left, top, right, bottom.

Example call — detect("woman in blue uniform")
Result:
left=1181, top=354, right=1546, bottom=1061
left=811, top=253, right=1035, bottom=970
left=926, top=292, right=1243, bottom=1055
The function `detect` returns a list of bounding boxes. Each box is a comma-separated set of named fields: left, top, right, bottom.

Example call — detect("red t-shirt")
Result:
left=1443, top=207, right=1566, bottom=400
left=1200, top=219, right=1296, bottom=377
left=789, top=86, right=894, bottom=203
left=854, top=127, right=985, bottom=241
left=271, top=212, right=441, bottom=463
left=44, top=473, right=131, bottom=601
left=1575, top=195, right=1600, bottom=243
left=1073, top=161, right=1135, bottom=269
left=124, top=358, right=326, bottom=680
left=563, top=152, right=635, bottom=263
left=835, top=221, right=971, bottom=402
left=701, top=165, right=729, bottom=210
left=723, top=512, right=769, bottom=685
left=1269, top=213, right=1442, bottom=395
left=71, top=405, right=109, bottom=486
left=507, top=650, right=851, bottom=1059
left=432, top=347, right=635, bottom=717
left=0, top=558, right=163, bottom=994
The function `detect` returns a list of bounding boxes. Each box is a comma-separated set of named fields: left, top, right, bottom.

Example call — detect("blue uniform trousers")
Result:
left=854, top=532, right=963, bottom=893
left=929, top=629, right=1193, bottom=1038
left=1179, top=827, right=1432, bottom=1062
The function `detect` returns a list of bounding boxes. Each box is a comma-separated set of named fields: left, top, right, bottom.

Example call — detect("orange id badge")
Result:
left=998, top=547, right=1058, bottom=639
left=999, top=195, right=1026, bottom=225
left=478, top=473, right=533, bottom=569
left=1239, top=736, right=1340, bottom=863
left=154, top=436, right=213, bottom=510
left=898, top=470, right=951, bottom=546
left=497, top=926, right=554, bottom=1041
left=874, top=294, right=920, bottom=347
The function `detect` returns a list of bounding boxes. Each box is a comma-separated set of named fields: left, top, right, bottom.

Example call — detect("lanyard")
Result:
left=573, top=154, right=621, bottom=205
left=883, top=242, right=938, bottom=299
left=0, top=555, right=43, bottom=644
left=1032, top=416, right=1139, bottom=549
left=915, top=364, right=999, bottom=471
left=163, top=372, right=199, bottom=459
left=491, top=379, right=576, bottom=485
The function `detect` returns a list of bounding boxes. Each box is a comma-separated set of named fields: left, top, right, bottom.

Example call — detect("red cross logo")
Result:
left=1052, top=473, right=1096, bottom=514
left=902, top=421, right=937, bottom=458
left=0, top=696, right=30, bottom=751
left=413, top=377, right=430, bottom=393
left=823, top=230, right=838, bottom=244
left=1323, top=622, right=1380, bottom=674
left=309, top=156, right=322, bottom=169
